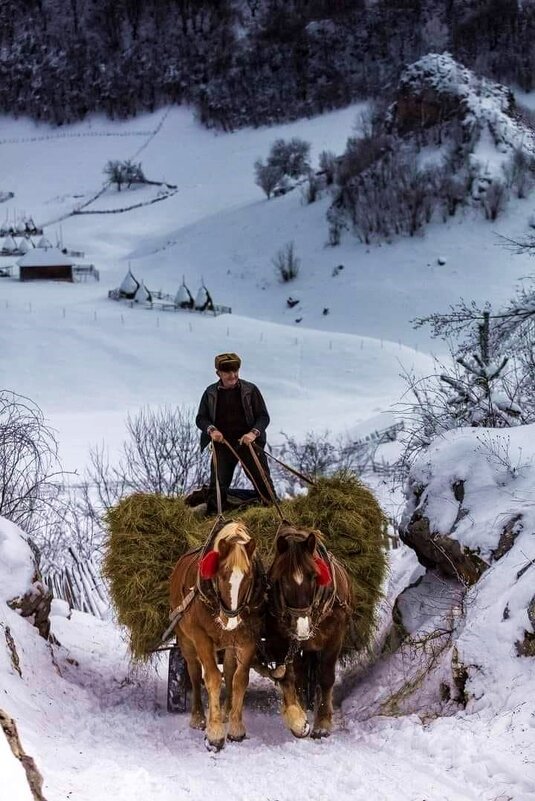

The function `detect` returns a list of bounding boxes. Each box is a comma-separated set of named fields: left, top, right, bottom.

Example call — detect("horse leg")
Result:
left=195, top=636, right=226, bottom=751
left=179, top=635, right=206, bottom=730
left=227, top=642, right=255, bottom=742
left=278, top=661, right=310, bottom=738
left=312, top=646, right=338, bottom=738
left=222, top=649, right=236, bottom=721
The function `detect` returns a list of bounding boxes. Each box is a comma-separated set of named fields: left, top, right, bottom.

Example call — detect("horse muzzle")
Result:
left=218, top=611, right=242, bottom=631
left=295, top=615, right=311, bottom=641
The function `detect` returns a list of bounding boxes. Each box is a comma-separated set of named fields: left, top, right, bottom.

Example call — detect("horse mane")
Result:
left=270, top=527, right=318, bottom=582
left=214, top=521, right=252, bottom=572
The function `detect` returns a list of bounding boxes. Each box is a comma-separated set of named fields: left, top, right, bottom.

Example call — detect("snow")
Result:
left=17, top=246, right=74, bottom=267
left=0, top=100, right=534, bottom=799
left=0, top=732, right=34, bottom=801
left=406, top=425, right=535, bottom=559
left=0, top=517, right=35, bottom=602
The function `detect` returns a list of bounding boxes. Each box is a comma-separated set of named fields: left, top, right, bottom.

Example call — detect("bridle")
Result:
left=197, top=553, right=264, bottom=623
left=269, top=550, right=338, bottom=641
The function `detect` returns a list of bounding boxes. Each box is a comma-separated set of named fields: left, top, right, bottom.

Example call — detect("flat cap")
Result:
left=215, top=352, right=241, bottom=371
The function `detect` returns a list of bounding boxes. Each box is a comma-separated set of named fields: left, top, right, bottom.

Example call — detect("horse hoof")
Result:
left=291, top=721, right=310, bottom=739
left=227, top=732, right=246, bottom=743
left=204, top=736, right=225, bottom=752
left=270, top=664, right=286, bottom=680
left=311, top=727, right=331, bottom=739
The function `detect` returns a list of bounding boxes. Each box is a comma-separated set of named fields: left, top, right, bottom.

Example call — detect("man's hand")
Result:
left=239, top=431, right=257, bottom=446
left=209, top=428, right=224, bottom=442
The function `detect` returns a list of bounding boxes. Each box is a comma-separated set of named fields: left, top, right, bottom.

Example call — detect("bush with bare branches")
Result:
left=272, top=241, right=301, bottom=282
left=88, top=404, right=209, bottom=509
left=0, top=390, right=64, bottom=534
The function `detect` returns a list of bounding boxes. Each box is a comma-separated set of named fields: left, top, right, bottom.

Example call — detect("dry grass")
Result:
left=103, top=474, right=387, bottom=661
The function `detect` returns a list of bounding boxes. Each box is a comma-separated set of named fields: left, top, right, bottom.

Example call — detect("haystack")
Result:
left=103, top=475, right=387, bottom=662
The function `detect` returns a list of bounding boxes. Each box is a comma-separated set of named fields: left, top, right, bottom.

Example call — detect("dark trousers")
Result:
left=207, top=441, right=276, bottom=514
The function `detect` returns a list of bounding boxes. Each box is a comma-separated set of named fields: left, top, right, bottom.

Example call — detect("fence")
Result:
left=108, top=287, right=231, bottom=316
left=73, top=264, right=99, bottom=282
left=45, top=548, right=109, bottom=619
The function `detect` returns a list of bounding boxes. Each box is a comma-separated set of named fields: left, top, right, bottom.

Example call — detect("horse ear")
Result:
left=314, top=557, right=332, bottom=586
left=305, top=532, right=316, bottom=552
left=245, top=539, right=256, bottom=558
left=199, top=550, right=219, bottom=579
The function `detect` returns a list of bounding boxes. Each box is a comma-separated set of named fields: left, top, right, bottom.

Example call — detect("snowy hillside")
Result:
left=1, top=86, right=535, bottom=801
left=1, top=100, right=535, bottom=468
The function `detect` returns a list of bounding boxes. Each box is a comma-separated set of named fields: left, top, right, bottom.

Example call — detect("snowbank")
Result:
left=402, top=424, right=535, bottom=704
left=0, top=517, right=35, bottom=603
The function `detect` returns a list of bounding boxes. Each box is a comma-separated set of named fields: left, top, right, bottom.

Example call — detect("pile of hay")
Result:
left=103, top=494, right=204, bottom=661
left=103, top=474, right=387, bottom=662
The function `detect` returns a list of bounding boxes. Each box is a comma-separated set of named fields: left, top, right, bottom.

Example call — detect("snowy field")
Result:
left=1, top=102, right=535, bottom=468
left=1, top=102, right=535, bottom=800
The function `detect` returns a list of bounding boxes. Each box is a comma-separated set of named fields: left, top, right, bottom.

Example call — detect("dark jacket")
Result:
left=196, top=378, right=270, bottom=450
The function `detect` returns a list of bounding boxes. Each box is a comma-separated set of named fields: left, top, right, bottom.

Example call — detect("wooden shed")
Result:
left=18, top=247, right=75, bottom=282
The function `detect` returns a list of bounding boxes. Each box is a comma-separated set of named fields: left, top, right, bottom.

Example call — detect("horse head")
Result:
left=199, top=521, right=257, bottom=631
left=269, top=524, right=332, bottom=642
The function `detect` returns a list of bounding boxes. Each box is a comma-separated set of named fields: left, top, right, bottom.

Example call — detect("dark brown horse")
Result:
left=266, top=523, right=352, bottom=739
left=169, top=521, right=264, bottom=751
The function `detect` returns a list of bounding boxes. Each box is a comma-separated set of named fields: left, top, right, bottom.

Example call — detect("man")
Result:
left=196, top=352, right=276, bottom=515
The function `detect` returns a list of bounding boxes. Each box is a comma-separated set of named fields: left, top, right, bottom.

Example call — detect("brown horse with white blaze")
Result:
left=266, top=524, right=352, bottom=739
left=169, top=521, right=264, bottom=751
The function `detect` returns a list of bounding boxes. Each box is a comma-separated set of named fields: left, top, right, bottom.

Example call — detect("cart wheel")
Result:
left=167, top=644, right=191, bottom=713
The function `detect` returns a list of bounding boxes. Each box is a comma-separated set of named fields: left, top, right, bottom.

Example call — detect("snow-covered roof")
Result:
left=18, top=238, right=31, bottom=254
left=17, top=247, right=75, bottom=267
left=37, top=235, right=53, bottom=248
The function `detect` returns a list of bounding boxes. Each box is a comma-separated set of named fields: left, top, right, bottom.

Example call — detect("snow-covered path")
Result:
left=2, top=598, right=518, bottom=801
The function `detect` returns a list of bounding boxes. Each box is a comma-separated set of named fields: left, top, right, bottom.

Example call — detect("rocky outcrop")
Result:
left=8, top=579, right=53, bottom=641
left=0, top=709, right=48, bottom=801
left=401, top=509, right=488, bottom=586
left=389, top=53, right=521, bottom=146
left=516, top=595, right=535, bottom=657
left=401, top=478, right=523, bottom=586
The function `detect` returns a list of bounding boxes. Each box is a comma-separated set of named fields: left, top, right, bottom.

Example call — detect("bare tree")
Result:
left=254, top=159, right=283, bottom=198
left=272, top=241, right=300, bottom=282
left=88, top=404, right=209, bottom=503
left=413, top=279, right=535, bottom=353
left=0, top=390, right=64, bottom=533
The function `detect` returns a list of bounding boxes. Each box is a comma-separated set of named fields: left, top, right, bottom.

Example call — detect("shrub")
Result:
left=267, top=137, right=311, bottom=178
left=272, top=241, right=300, bottom=282
left=254, top=159, right=284, bottom=198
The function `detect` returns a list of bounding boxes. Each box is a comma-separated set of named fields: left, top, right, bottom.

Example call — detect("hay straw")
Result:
left=103, top=474, right=387, bottom=662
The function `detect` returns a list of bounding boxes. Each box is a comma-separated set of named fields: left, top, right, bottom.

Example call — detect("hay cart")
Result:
left=103, top=472, right=387, bottom=715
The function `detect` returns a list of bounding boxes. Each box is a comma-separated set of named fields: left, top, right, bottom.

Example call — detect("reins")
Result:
left=158, top=439, right=316, bottom=651
left=256, top=444, right=315, bottom=487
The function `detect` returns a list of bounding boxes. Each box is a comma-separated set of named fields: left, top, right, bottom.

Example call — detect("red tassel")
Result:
left=314, top=557, right=332, bottom=586
left=199, top=550, right=220, bottom=580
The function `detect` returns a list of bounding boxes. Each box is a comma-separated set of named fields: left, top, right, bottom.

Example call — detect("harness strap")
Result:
left=246, top=441, right=285, bottom=521
left=221, top=437, right=272, bottom=506
left=161, top=587, right=197, bottom=643
left=210, top=442, right=223, bottom=517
